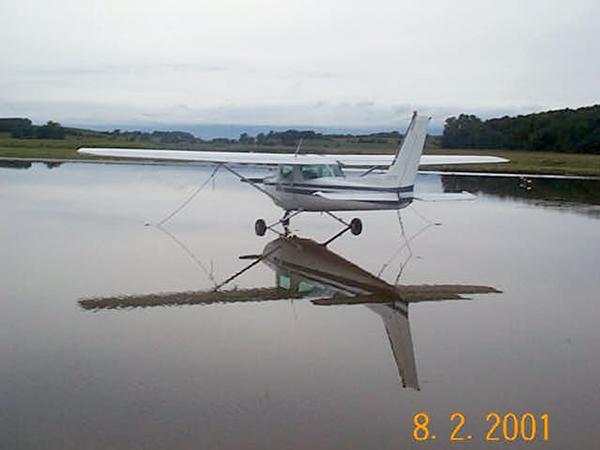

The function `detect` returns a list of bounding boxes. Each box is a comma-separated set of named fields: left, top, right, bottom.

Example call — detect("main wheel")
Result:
left=350, top=218, right=363, bottom=235
left=254, top=219, right=267, bottom=236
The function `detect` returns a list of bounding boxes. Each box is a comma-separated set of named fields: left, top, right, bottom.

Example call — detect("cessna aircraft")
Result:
left=79, top=235, right=500, bottom=390
left=79, top=112, right=508, bottom=236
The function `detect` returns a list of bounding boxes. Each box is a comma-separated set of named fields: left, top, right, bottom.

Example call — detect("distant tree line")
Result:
left=0, top=117, right=401, bottom=146
left=1, top=118, right=66, bottom=139
left=109, top=129, right=200, bottom=144
left=239, top=129, right=401, bottom=146
left=0, top=118, right=202, bottom=143
left=442, top=105, right=600, bottom=153
left=5, top=104, right=598, bottom=153
left=251, top=130, right=324, bottom=146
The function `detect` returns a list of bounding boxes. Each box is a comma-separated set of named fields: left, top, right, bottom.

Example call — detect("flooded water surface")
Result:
left=1, top=162, right=599, bottom=449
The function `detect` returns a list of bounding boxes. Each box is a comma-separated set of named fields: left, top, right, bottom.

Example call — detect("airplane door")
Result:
left=277, top=165, right=294, bottom=191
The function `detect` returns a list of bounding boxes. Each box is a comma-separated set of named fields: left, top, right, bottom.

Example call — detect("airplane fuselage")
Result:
left=256, top=165, right=414, bottom=211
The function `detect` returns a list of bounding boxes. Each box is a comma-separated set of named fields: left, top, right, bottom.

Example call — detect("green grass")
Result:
left=1, top=135, right=599, bottom=177
left=421, top=149, right=600, bottom=177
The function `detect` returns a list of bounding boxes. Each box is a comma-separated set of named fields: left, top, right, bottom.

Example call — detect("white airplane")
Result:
left=79, top=112, right=508, bottom=236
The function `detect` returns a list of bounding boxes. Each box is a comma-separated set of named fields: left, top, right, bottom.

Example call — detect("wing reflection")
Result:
left=79, top=236, right=500, bottom=390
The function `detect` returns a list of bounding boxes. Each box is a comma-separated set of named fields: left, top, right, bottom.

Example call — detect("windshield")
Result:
left=301, top=164, right=343, bottom=180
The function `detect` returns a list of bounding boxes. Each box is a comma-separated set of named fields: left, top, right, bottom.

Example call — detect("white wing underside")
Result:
left=314, top=191, right=476, bottom=202
left=412, top=192, right=476, bottom=201
left=78, top=148, right=509, bottom=167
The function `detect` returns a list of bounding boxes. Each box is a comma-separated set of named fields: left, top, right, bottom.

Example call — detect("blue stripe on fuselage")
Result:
left=276, top=187, right=413, bottom=206
left=276, top=187, right=413, bottom=200
left=263, top=182, right=414, bottom=193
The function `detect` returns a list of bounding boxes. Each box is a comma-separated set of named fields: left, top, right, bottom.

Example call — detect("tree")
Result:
left=35, top=121, right=66, bottom=139
left=239, top=132, right=253, bottom=144
left=441, top=106, right=600, bottom=153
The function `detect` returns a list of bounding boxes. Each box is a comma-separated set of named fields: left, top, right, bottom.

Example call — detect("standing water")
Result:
left=1, top=162, right=599, bottom=449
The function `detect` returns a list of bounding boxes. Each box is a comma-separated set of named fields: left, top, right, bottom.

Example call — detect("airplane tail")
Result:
left=386, top=112, right=430, bottom=187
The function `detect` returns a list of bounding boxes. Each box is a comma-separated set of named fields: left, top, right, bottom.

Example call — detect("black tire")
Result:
left=350, top=218, right=363, bottom=235
left=255, top=219, right=267, bottom=236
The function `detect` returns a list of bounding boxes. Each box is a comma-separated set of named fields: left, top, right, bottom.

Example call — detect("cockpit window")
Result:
left=331, top=165, right=344, bottom=177
left=300, top=164, right=343, bottom=180
left=301, top=165, right=320, bottom=180
left=280, top=165, right=293, bottom=179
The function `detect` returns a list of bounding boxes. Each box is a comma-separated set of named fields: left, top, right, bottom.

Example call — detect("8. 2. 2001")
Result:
left=412, top=411, right=549, bottom=443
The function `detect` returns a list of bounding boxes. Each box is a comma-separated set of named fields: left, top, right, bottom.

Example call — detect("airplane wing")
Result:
left=78, top=147, right=509, bottom=167
left=335, top=154, right=509, bottom=167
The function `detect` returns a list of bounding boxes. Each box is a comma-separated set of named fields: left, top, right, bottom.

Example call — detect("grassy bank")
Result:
left=1, top=135, right=599, bottom=177
left=421, top=149, right=600, bottom=177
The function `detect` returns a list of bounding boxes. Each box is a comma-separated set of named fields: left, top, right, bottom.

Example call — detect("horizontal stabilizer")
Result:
left=413, top=191, right=476, bottom=202
left=418, top=155, right=509, bottom=166
left=315, top=191, right=475, bottom=202
left=314, top=191, right=401, bottom=203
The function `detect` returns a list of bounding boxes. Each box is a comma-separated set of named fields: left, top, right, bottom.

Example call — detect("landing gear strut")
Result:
left=254, top=210, right=302, bottom=237
left=321, top=214, right=363, bottom=245
left=254, top=210, right=363, bottom=242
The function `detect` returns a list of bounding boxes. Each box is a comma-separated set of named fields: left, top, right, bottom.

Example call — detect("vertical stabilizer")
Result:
left=387, top=112, right=430, bottom=187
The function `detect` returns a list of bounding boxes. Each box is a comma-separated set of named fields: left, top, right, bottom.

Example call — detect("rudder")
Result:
left=386, top=112, right=430, bottom=187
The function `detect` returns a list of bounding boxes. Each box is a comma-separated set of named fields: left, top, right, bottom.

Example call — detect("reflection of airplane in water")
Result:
left=79, top=236, right=500, bottom=390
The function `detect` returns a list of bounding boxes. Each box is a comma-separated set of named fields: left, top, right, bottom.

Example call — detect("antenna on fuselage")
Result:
left=294, top=138, right=304, bottom=157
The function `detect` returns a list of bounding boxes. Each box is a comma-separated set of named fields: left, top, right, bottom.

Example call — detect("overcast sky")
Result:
left=1, top=0, right=599, bottom=131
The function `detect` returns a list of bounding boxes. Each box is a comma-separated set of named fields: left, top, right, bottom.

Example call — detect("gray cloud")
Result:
left=19, top=63, right=227, bottom=77
left=1, top=0, right=598, bottom=129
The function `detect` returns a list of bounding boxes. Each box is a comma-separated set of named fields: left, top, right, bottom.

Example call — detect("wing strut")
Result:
left=358, top=166, right=384, bottom=177
left=219, top=164, right=281, bottom=203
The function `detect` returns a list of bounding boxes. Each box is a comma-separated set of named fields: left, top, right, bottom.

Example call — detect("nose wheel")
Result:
left=254, top=219, right=267, bottom=236
left=254, top=210, right=302, bottom=237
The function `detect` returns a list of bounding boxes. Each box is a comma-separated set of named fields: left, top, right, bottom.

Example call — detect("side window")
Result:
left=280, top=165, right=293, bottom=179
left=320, top=165, right=333, bottom=177
left=277, top=273, right=291, bottom=289
left=301, top=166, right=320, bottom=180
left=300, top=165, right=342, bottom=179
